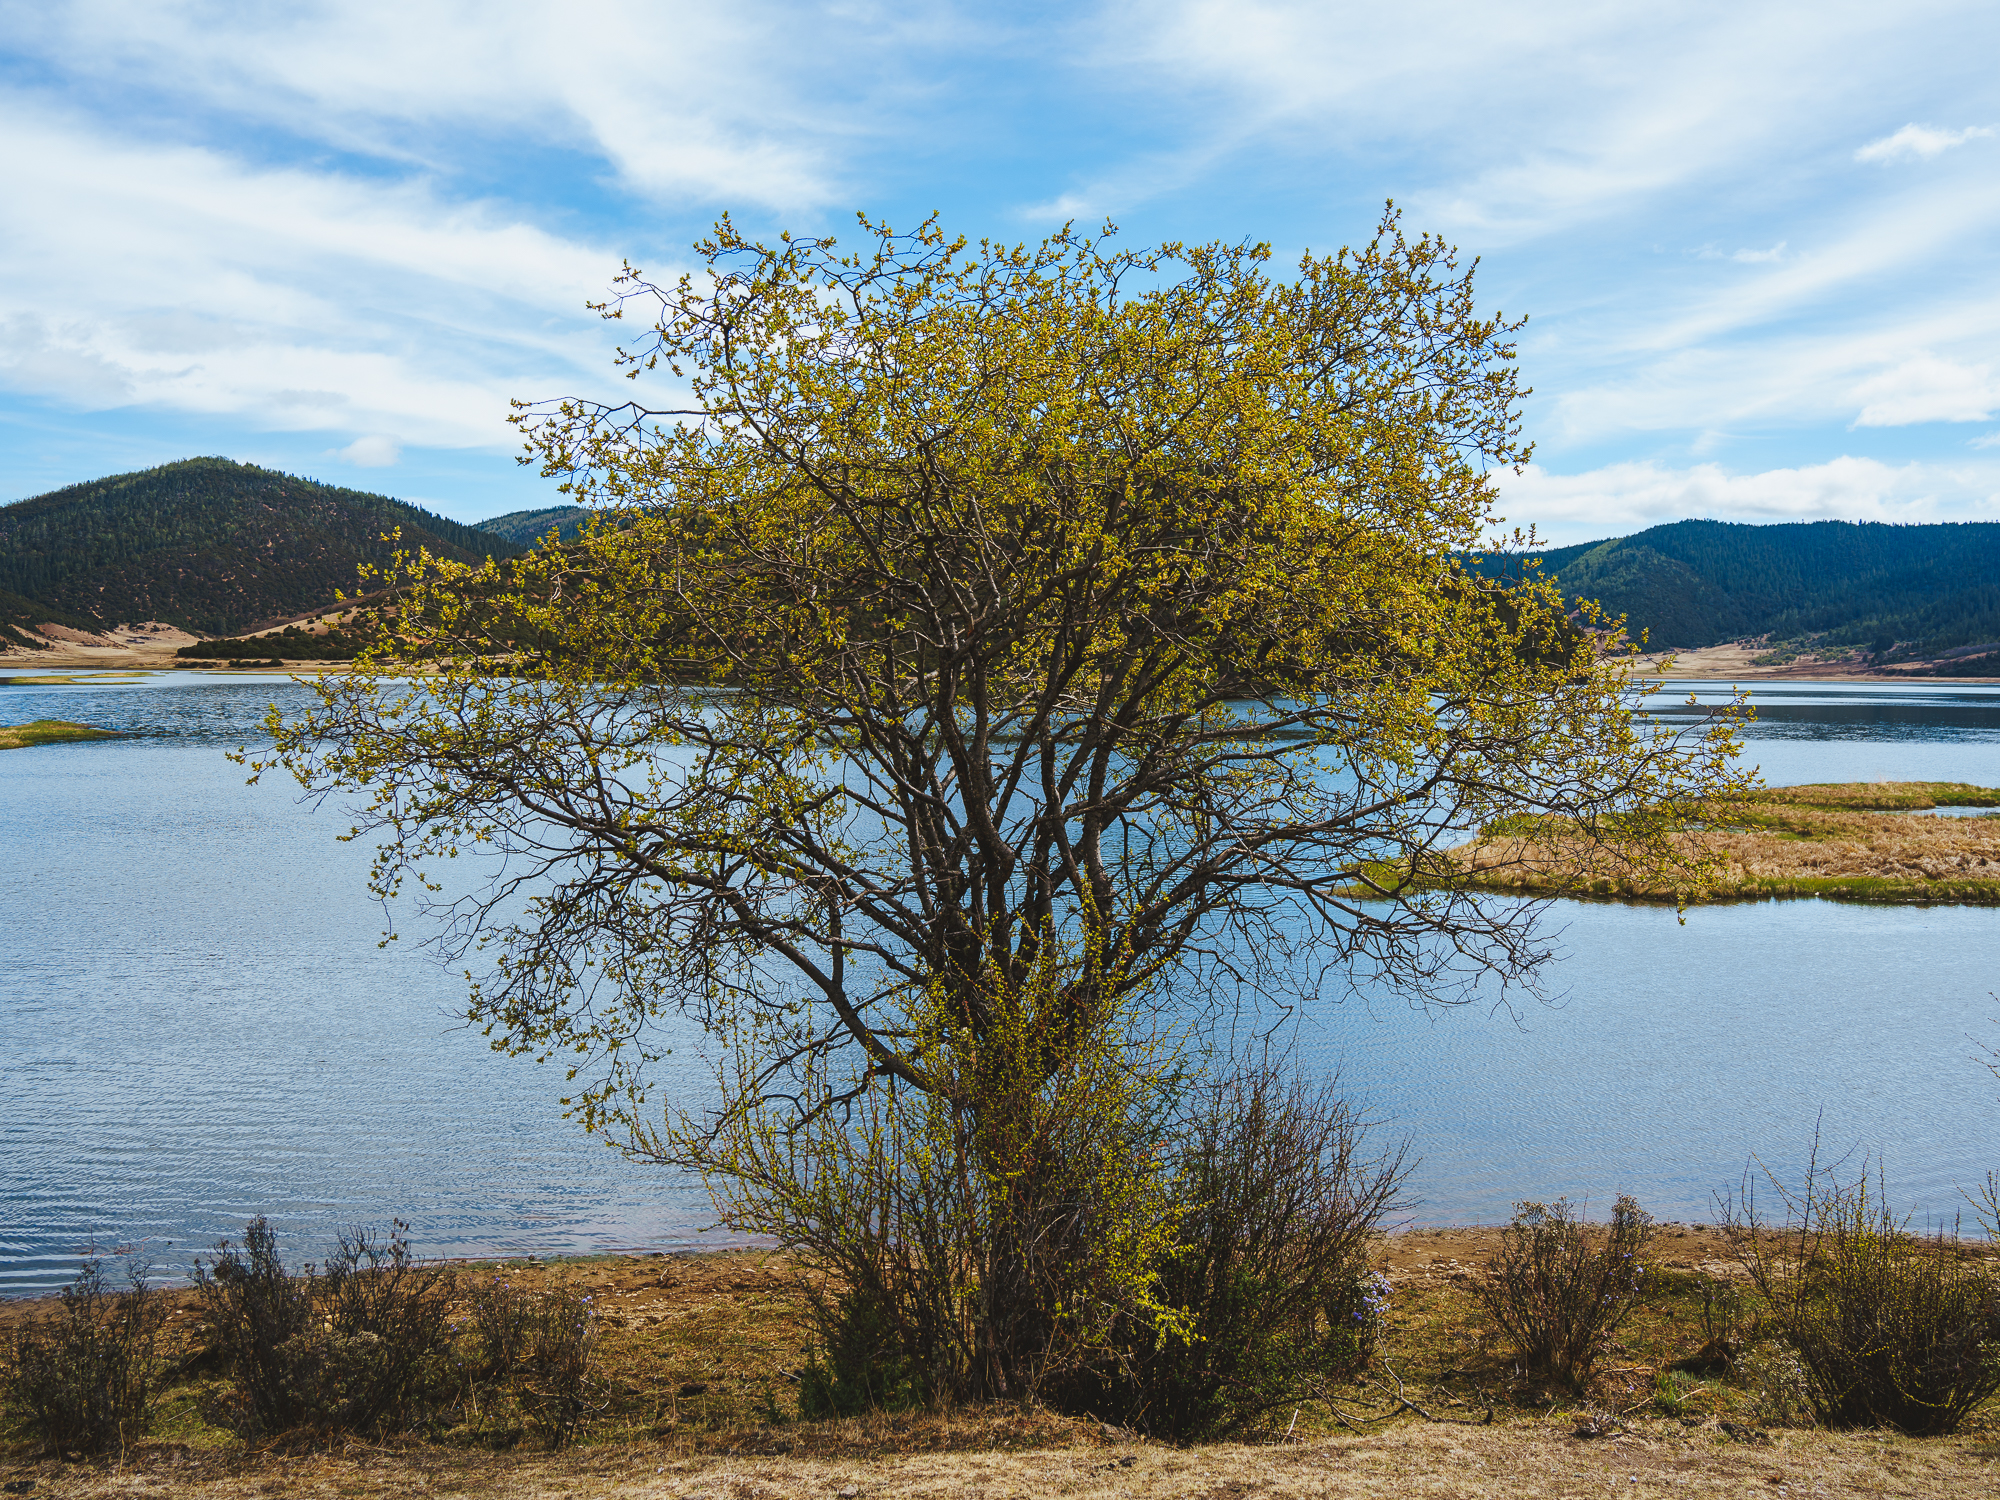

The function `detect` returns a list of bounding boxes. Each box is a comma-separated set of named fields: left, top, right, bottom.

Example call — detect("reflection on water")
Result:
left=3, top=673, right=1999, bottom=1293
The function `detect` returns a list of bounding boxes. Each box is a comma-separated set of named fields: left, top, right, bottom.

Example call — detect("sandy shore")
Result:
left=11, top=636, right=2000, bottom=682
left=1628, top=641, right=1996, bottom=683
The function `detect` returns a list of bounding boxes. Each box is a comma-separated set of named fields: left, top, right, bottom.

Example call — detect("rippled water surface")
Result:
left=3, top=672, right=1998, bottom=1293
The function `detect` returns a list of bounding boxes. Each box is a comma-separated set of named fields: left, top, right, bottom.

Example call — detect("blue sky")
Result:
left=2, top=0, right=1996, bottom=542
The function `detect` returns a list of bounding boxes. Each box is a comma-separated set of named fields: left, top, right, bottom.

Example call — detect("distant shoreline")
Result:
left=1625, top=641, right=1999, bottom=684
left=9, top=642, right=2000, bottom=683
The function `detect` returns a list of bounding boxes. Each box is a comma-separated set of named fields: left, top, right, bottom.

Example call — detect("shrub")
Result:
left=465, top=1275, right=538, bottom=1382
left=681, top=954, right=1187, bottom=1411
left=1723, top=1161, right=2000, bottom=1435
left=512, top=1282, right=601, bottom=1449
left=194, top=1217, right=461, bottom=1439
left=1070, top=1066, right=1410, bottom=1439
left=460, top=1274, right=602, bottom=1447
left=1475, top=1196, right=1654, bottom=1386
left=4, top=1257, right=165, bottom=1456
left=797, top=1283, right=929, bottom=1419
left=1739, top=1342, right=1814, bottom=1427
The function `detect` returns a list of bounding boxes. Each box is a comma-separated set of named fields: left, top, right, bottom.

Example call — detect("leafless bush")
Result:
left=1475, top=1196, right=1653, bottom=1386
left=1723, top=1157, right=2000, bottom=1435
left=465, top=1274, right=538, bottom=1381
left=4, top=1257, right=165, bottom=1456
left=512, top=1282, right=601, bottom=1448
left=1063, top=1063, right=1413, bottom=1438
left=194, top=1217, right=460, bottom=1439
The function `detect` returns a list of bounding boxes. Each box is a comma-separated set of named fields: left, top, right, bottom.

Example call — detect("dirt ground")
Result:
left=1624, top=641, right=1992, bottom=683
left=5, top=1417, right=1999, bottom=1500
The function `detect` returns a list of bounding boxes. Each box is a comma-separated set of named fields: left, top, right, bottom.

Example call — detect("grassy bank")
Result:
left=0, top=718, right=120, bottom=750
left=1454, top=781, right=2000, bottom=904
left=6, top=1228, right=1997, bottom=1497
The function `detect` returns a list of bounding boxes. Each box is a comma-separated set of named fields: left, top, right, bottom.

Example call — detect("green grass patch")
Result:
left=0, top=718, right=121, bottom=750
left=0, top=673, right=150, bottom=686
left=1735, top=781, right=2000, bottom=811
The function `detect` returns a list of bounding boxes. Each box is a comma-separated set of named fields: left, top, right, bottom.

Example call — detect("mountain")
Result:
left=0, top=458, right=520, bottom=637
left=476, top=504, right=593, bottom=548
left=1472, top=519, right=2000, bottom=664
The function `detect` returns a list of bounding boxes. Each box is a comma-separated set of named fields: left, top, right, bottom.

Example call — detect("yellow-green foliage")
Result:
left=648, top=934, right=1187, bottom=1404
left=253, top=210, right=1751, bottom=1398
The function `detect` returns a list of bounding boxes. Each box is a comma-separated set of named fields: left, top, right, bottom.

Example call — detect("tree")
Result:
left=261, top=208, right=1747, bottom=1397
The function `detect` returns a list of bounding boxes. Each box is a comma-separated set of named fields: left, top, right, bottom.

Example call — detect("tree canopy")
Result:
left=261, top=207, right=1747, bottom=1141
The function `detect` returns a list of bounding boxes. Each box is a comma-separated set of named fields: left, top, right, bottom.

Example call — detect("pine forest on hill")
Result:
left=0, top=458, right=519, bottom=637
left=1472, top=518, right=2000, bottom=671
left=5, top=461, right=1999, bottom=672
left=475, top=504, right=593, bottom=548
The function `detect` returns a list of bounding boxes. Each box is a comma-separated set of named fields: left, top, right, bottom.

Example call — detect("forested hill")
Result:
left=475, top=504, right=591, bottom=547
left=0, top=458, right=519, bottom=636
left=1471, top=518, right=2000, bottom=659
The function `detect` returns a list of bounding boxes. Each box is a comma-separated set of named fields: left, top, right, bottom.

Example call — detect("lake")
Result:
left=3, top=672, right=1999, bottom=1293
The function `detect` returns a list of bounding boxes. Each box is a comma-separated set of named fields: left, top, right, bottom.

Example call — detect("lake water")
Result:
left=3, top=672, right=1999, bottom=1293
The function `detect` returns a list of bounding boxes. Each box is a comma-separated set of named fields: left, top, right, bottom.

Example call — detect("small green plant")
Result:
left=1724, top=1158, right=2000, bottom=1434
left=1474, top=1195, right=1654, bottom=1387
left=1652, top=1366, right=1701, bottom=1418
left=1668, top=1274, right=1748, bottom=1373
left=194, top=1217, right=461, bottom=1439
left=4, top=1257, right=165, bottom=1456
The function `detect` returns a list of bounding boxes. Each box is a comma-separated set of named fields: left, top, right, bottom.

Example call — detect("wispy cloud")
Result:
left=1852, top=354, right=1999, bottom=427
left=1855, top=123, right=1994, bottom=163
left=1695, top=241, right=1788, bottom=263
left=0, top=103, right=627, bottom=446
left=1732, top=241, right=1787, bottom=263
left=1, top=0, right=1998, bottom=514
left=4, top=0, right=892, bottom=211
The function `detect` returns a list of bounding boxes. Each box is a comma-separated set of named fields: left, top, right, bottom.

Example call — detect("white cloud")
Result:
left=1492, top=456, right=2000, bottom=543
left=1732, top=241, right=1787, bottom=263
left=1695, top=241, right=1788, bottom=263
left=1851, top=354, right=2000, bottom=426
left=1018, top=192, right=1103, bottom=222
left=1855, top=123, right=1994, bottom=163
left=0, top=104, right=630, bottom=446
left=1106, top=1, right=1997, bottom=244
left=336, top=435, right=402, bottom=467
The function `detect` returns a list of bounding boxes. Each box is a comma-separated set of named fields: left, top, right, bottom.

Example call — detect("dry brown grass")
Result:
left=6, top=1414, right=1999, bottom=1498
left=8, top=1227, right=1998, bottom=1496
left=1453, top=782, right=2000, bottom=904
